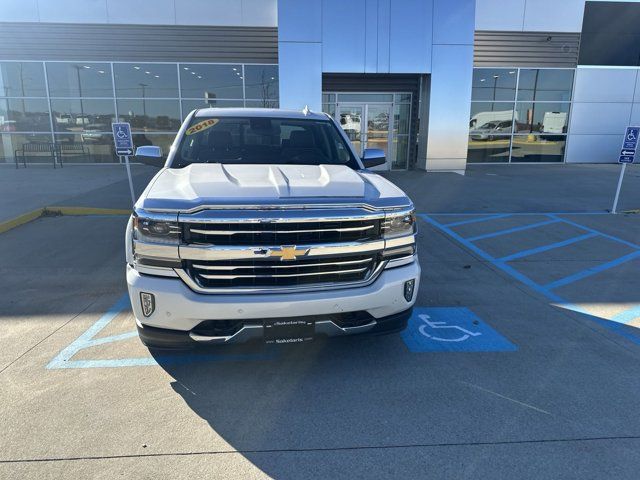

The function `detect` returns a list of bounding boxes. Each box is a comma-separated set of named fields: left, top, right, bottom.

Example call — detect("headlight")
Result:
left=382, top=210, right=416, bottom=239
left=133, top=215, right=180, bottom=244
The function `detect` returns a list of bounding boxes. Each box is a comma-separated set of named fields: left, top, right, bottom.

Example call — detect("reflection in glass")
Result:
left=244, top=65, right=278, bottom=101
left=394, top=93, right=412, bottom=103
left=0, top=62, right=46, bottom=97
left=337, top=105, right=363, bottom=154
left=366, top=104, right=391, bottom=163
left=46, top=62, right=113, bottom=97
left=0, top=133, right=52, bottom=164
left=322, top=93, right=335, bottom=103
left=180, top=64, right=243, bottom=99
left=510, top=135, right=565, bottom=162
left=471, top=68, right=517, bottom=101
left=392, top=135, right=409, bottom=169
left=114, top=63, right=178, bottom=98
left=130, top=133, right=175, bottom=158
left=50, top=99, right=115, bottom=132
left=322, top=103, right=335, bottom=119
left=393, top=103, right=411, bottom=135
left=467, top=135, right=511, bottom=163
left=117, top=99, right=181, bottom=131
left=338, top=93, right=393, bottom=103
left=517, top=69, right=574, bottom=102
left=54, top=133, right=114, bottom=163
left=181, top=99, right=244, bottom=117
left=0, top=98, right=51, bottom=132
left=469, top=102, right=514, bottom=133
left=245, top=100, right=279, bottom=108
left=514, top=103, right=570, bottom=134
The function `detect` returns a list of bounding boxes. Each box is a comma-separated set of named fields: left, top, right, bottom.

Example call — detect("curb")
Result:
left=0, top=206, right=130, bottom=234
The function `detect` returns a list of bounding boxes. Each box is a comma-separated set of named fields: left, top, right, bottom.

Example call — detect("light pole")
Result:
left=138, top=83, right=148, bottom=117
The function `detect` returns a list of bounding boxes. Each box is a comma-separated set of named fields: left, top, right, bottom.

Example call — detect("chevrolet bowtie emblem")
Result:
left=269, top=245, right=309, bottom=261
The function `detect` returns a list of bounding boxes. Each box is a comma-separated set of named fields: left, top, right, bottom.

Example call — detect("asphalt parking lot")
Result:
left=2, top=164, right=640, bottom=479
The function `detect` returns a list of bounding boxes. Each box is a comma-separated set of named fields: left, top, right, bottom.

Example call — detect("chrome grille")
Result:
left=184, top=218, right=381, bottom=246
left=185, top=254, right=379, bottom=289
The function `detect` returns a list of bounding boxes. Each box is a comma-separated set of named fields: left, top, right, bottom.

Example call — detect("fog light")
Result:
left=404, top=279, right=415, bottom=302
left=140, top=292, right=155, bottom=317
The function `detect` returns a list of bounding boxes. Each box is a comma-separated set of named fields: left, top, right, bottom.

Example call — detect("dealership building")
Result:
left=1, top=0, right=639, bottom=172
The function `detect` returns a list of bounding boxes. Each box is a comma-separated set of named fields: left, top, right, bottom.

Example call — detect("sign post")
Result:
left=111, top=122, right=136, bottom=206
left=612, top=126, right=638, bottom=214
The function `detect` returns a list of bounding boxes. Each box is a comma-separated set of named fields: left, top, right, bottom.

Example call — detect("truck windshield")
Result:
left=172, top=116, right=359, bottom=169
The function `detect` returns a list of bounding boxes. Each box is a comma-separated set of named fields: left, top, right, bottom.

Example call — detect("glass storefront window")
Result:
left=517, top=69, right=574, bottom=102
left=117, top=99, right=181, bottom=131
left=0, top=62, right=47, bottom=97
left=338, top=93, right=393, bottom=103
left=46, top=62, right=113, bottom=97
left=393, top=103, right=411, bottom=135
left=394, top=93, right=412, bottom=103
left=114, top=63, right=179, bottom=98
left=244, top=65, right=278, bottom=101
left=180, top=64, right=243, bottom=99
left=130, top=133, right=176, bottom=158
left=469, top=102, right=514, bottom=133
left=467, top=135, right=511, bottom=163
left=472, top=68, right=517, bottom=101
left=391, top=136, right=409, bottom=169
left=0, top=98, right=51, bottom=132
left=510, top=134, right=565, bottom=162
left=181, top=99, right=244, bottom=117
left=0, top=133, right=52, bottom=163
left=54, top=133, right=116, bottom=163
left=514, top=102, right=570, bottom=134
left=50, top=99, right=115, bottom=133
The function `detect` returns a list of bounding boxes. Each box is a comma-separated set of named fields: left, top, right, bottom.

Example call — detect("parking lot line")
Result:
left=466, top=218, right=560, bottom=242
left=421, top=213, right=640, bottom=346
left=544, top=250, right=640, bottom=291
left=548, top=215, right=640, bottom=250
left=498, top=232, right=598, bottom=262
left=444, top=214, right=511, bottom=227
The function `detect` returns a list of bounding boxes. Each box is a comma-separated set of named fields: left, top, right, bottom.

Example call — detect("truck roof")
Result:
left=192, top=107, right=329, bottom=121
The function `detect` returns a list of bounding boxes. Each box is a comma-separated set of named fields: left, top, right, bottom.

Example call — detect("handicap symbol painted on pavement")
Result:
left=402, top=307, right=517, bottom=352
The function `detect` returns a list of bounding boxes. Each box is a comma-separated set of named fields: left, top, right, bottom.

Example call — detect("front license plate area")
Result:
left=264, top=318, right=315, bottom=344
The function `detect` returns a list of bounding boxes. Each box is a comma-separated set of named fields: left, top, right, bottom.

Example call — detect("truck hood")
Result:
left=140, top=164, right=409, bottom=211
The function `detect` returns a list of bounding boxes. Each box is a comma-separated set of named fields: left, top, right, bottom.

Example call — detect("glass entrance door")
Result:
left=336, top=103, right=393, bottom=169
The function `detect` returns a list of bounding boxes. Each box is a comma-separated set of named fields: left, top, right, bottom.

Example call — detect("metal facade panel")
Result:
left=573, top=67, right=637, bottom=103
left=107, top=0, right=175, bottom=25
left=565, top=134, right=623, bottom=163
left=569, top=102, right=633, bottom=135
left=523, top=0, right=585, bottom=32
left=0, top=0, right=39, bottom=22
left=279, top=42, right=322, bottom=111
left=389, top=0, right=432, bottom=73
left=377, top=0, right=391, bottom=73
left=474, top=31, right=580, bottom=67
left=433, top=0, right=475, bottom=45
left=475, top=0, right=526, bottom=31
left=278, top=0, right=322, bottom=42
left=426, top=44, right=473, bottom=162
left=321, top=0, right=367, bottom=73
left=364, top=0, right=378, bottom=73
left=38, top=0, right=108, bottom=23
left=0, top=23, right=278, bottom=63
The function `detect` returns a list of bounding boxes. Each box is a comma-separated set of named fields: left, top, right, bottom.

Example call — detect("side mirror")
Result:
left=361, top=148, right=386, bottom=169
left=135, top=145, right=164, bottom=168
left=135, top=145, right=162, bottom=157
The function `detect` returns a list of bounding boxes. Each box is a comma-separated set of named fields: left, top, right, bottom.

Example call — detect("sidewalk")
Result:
left=0, top=164, right=157, bottom=223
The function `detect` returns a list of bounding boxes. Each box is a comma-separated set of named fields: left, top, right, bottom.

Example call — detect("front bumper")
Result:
left=127, top=260, right=420, bottom=345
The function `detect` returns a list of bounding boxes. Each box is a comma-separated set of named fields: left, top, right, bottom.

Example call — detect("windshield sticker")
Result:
left=186, top=118, right=219, bottom=136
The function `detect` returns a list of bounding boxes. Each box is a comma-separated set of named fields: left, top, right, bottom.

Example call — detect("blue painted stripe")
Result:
left=420, top=215, right=564, bottom=302
left=420, top=214, right=640, bottom=346
left=498, top=232, right=598, bottom=262
left=544, top=250, right=640, bottom=290
left=466, top=219, right=560, bottom=242
left=549, top=215, right=640, bottom=250
left=426, top=212, right=609, bottom=216
left=611, top=305, right=640, bottom=325
left=443, top=214, right=511, bottom=227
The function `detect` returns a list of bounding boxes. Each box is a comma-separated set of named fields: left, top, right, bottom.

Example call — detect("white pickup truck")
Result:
left=126, top=108, right=420, bottom=348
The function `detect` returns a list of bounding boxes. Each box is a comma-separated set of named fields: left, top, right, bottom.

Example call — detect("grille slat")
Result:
left=185, top=218, right=381, bottom=246
left=181, top=214, right=383, bottom=290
